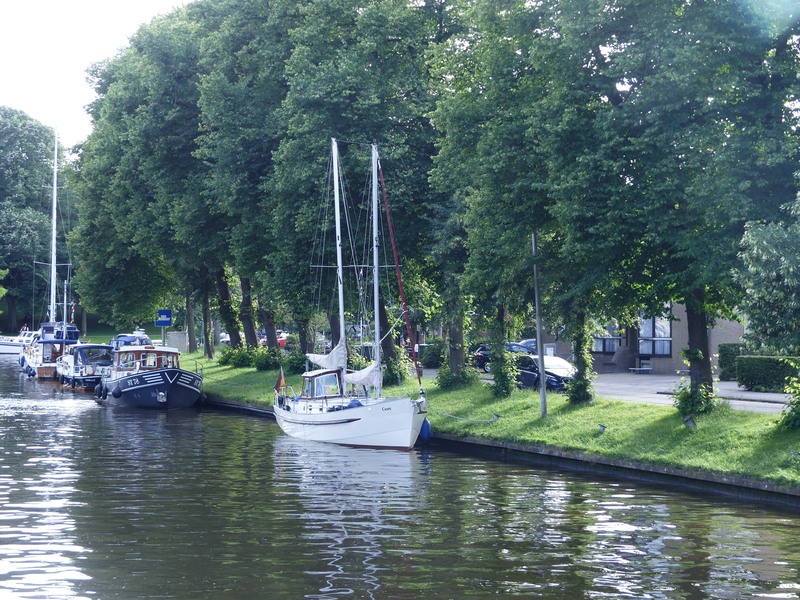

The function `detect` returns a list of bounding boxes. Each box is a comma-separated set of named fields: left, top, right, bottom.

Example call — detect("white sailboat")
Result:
left=273, top=139, right=428, bottom=450
left=20, top=133, right=79, bottom=378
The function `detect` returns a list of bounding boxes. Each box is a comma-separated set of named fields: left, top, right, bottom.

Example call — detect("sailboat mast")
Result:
left=371, top=144, right=381, bottom=396
left=49, top=133, right=58, bottom=323
left=331, top=139, right=347, bottom=351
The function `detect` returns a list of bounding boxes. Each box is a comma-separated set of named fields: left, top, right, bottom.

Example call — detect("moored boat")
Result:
left=56, top=343, right=114, bottom=389
left=95, top=343, right=203, bottom=409
left=273, top=139, right=428, bottom=450
left=21, top=322, right=81, bottom=379
left=0, top=329, right=35, bottom=355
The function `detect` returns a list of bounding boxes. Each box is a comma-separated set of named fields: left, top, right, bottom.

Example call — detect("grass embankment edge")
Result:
left=187, top=351, right=800, bottom=505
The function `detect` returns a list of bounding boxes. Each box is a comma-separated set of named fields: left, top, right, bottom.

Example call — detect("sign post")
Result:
left=155, top=309, right=173, bottom=346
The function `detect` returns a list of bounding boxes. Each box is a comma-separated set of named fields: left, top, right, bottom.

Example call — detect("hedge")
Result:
left=718, top=342, right=744, bottom=381
left=735, top=355, right=799, bottom=392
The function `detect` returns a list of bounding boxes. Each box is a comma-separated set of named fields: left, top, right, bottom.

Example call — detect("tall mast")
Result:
left=371, top=143, right=381, bottom=396
left=331, top=139, right=346, bottom=351
left=49, top=133, right=58, bottom=322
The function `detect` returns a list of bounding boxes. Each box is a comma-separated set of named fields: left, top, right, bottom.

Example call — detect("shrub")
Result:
left=217, top=345, right=252, bottom=368
left=718, top=343, right=744, bottom=381
left=778, top=360, right=800, bottom=429
left=285, top=347, right=308, bottom=374
left=383, top=346, right=412, bottom=385
left=252, top=347, right=282, bottom=372
left=491, top=349, right=518, bottom=398
left=435, top=363, right=480, bottom=390
left=421, top=338, right=446, bottom=369
left=736, top=355, right=799, bottom=392
left=672, top=380, right=717, bottom=417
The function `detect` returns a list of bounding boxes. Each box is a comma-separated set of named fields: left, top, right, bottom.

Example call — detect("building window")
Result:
left=592, top=323, right=621, bottom=354
left=638, top=313, right=671, bottom=356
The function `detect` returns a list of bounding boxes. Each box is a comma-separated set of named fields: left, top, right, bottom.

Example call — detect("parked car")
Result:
left=472, top=342, right=534, bottom=373
left=517, top=338, right=538, bottom=352
left=515, top=355, right=576, bottom=392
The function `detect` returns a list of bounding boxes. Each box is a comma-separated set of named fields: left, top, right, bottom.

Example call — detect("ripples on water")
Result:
left=0, top=356, right=799, bottom=599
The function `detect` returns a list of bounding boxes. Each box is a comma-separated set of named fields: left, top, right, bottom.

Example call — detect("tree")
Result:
left=0, top=110, right=57, bottom=330
left=738, top=216, right=800, bottom=353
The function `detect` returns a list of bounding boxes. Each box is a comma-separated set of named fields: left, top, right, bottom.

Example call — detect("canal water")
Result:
left=1, top=355, right=799, bottom=599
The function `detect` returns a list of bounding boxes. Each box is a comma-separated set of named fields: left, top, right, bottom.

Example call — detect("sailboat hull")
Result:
left=274, top=395, right=428, bottom=450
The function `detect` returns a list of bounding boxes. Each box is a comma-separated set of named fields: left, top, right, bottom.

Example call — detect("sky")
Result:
left=0, top=0, right=190, bottom=148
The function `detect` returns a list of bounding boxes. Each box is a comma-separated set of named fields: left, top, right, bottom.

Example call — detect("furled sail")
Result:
left=344, top=361, right=382, bottom=389
left=306, top=337, right=347, bottom=370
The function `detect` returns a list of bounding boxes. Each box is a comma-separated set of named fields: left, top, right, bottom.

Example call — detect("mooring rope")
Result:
left=428, top=407, right=500, bottom=423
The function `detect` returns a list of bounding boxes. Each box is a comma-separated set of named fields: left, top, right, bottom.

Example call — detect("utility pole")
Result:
left=532, top=233, right=546, bottom=418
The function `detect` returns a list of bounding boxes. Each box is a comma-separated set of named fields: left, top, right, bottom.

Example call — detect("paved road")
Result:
left=422, top=369, right=789, bottom=415
left=592, top=373, right=789, bottom=415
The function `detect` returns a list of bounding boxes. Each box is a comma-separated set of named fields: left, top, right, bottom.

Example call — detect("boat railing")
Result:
left=192, top=361, right=204, bottom=377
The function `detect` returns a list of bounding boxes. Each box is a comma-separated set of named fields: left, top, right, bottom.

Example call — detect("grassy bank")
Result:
left=187, top=351, right=800, bottom=490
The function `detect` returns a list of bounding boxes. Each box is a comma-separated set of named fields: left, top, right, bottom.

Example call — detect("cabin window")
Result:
left=310, top=373, right=340, bottom=397
left=141, top=353, right=159, bottom=368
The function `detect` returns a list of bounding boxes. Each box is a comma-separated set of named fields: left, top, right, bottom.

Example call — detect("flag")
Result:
left=274, top=366, right=286, bottom=393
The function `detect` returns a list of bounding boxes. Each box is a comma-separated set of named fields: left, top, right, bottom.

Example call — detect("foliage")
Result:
left=736, top=355, right=799, bottom=393
left=435, top=362, right=480, bottom=391
left=738, top=219, right=800, bottom=354
left=491, top=349, right=518, bottom=399
left=383, top=345, right=412, bottom=386
left=778, top=361, right=800, bottom=430
left=566, top=313, right=595, bottom=405
left=252, top=347, right=282, bottom=372
left=217, top=345, right=253, bottom=368
left=420, top=337, right=446, bottom=369
left=672, top=380, right=717, bottom=418
left=718, top=343, right=745, bottom=381
left=284, top=347, right=308, bottom=375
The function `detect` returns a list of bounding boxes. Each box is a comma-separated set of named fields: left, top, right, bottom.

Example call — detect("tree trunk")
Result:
left=6, top=295, right=17, bottom=333
left=186, top=294, right=197, bottom=353
left=297, top=318, right=311, bottom=353
left=257, top=297, right=279, bottom=349
left=686, top=288, right=713, bottom=394
left=447, top=295, right=465, bottom=376
left=202, top=290, right=213, bottom=359
left=239, top=276, right=259, bottom=348
left=328, top=313, right=341, bottom=348
left=213, top=269, right=241, bottom=348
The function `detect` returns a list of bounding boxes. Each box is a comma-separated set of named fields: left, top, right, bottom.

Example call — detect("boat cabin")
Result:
left=302, top=369, right=343, bottom=398
left=114, top=346, right=180, bottom=372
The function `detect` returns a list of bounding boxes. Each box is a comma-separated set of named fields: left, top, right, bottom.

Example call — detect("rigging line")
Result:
left=427, top=407, right=500, bottom=423
left=377, top=155, right=422, bottom=388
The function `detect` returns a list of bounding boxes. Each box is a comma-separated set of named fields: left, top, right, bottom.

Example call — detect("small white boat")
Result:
left=273, top=140, right=428, bottom=450
left=95, top=343, right=203, bottom=409
left=56, top=343, right=114, bottom=389
left=0, top=330, right=35, bottom=355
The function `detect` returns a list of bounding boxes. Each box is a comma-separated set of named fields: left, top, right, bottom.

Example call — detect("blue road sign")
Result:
left=155, top=309, right=173, bottom=327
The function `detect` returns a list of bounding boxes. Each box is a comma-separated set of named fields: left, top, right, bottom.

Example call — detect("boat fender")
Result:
left=111, top=386, right=122, bottom=399
left=94, top=384, right=101, bottom=398
left=101, top=386, right=108, bottom=400
left=419, top=418, right=431, bottom=444
left=347, top=399, right=363, bottom=409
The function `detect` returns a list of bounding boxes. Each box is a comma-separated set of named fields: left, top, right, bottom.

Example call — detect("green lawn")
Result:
left=187, top=351, right=800, bottom=489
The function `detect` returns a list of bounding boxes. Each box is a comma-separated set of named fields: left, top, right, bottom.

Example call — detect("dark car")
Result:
left=472, top=342, right=535, bottom=373
left=515, top=355, right=576, bottom=392
left=517, top=338, right=538, bottom=352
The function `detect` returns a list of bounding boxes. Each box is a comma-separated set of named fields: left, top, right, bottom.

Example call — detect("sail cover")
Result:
left=344, top=361, right=382, bottom=389
left=306, top=338, right=347, bottom=370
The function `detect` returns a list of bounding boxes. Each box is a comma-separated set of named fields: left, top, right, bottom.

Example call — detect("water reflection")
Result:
left=0, top=364, right=94, bottom=598
left=1, top=355, right=800, bottom=599
left=273, top=437, right=426, bottom=599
